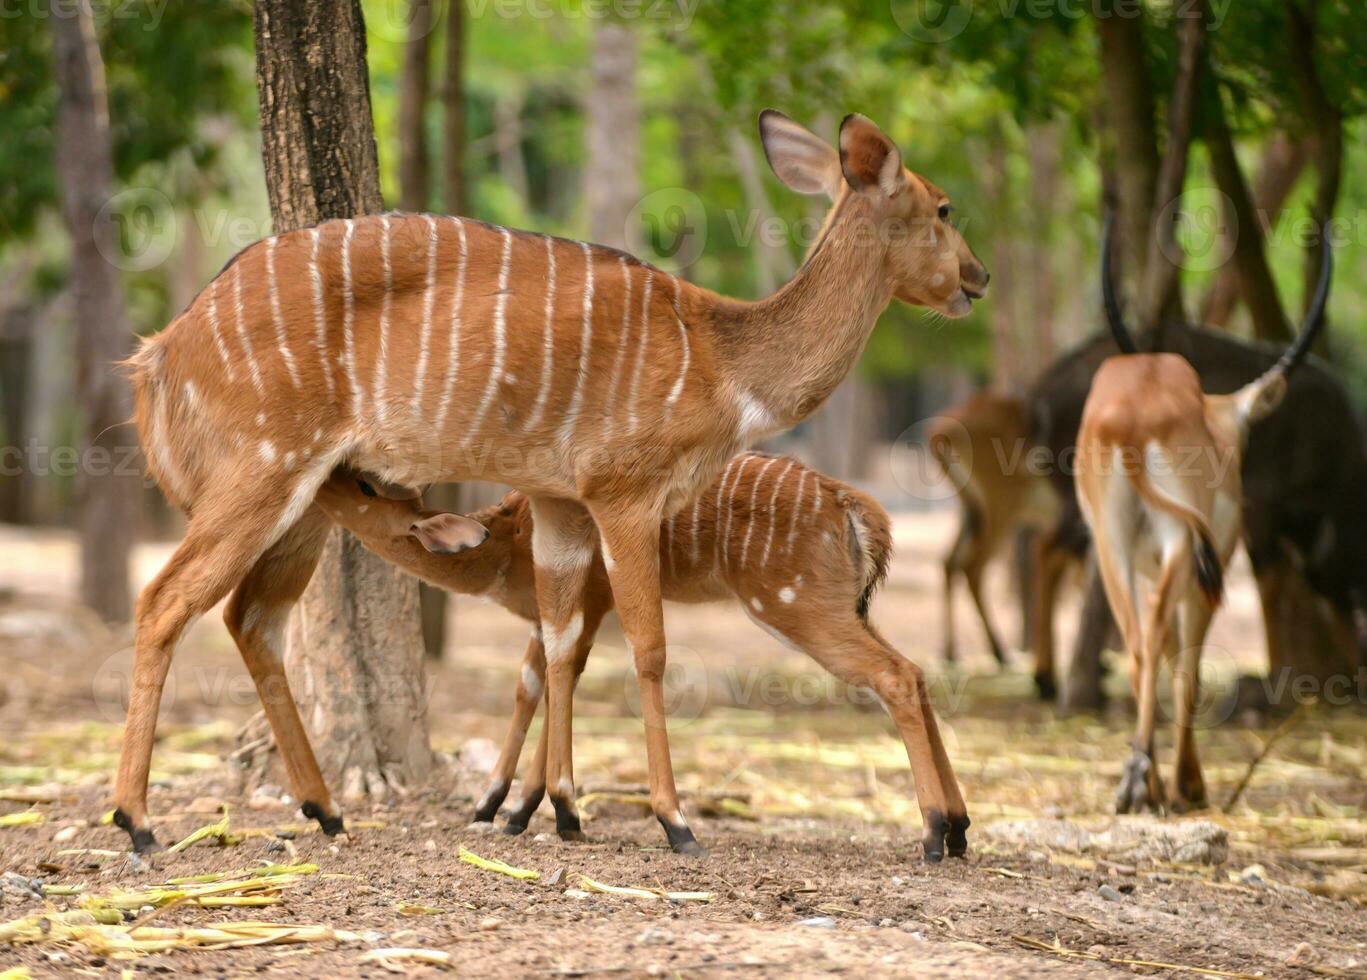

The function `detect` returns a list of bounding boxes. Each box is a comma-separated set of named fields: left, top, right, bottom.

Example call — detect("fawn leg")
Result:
left=474, top=628, right=546, bottom=824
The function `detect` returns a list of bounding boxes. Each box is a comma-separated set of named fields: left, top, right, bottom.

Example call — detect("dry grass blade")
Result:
left=166, top=806, right=234, bottom=853
left=1012, top=935, right=1266, bottom=978
left=1, top=909, right=361, bottom=955
left=360, top=947, right=453, bottom=971
left=1223, top=702, right=1313, bottom=813
left=0, top=809, right=44, bottom=828
left=574, top=875, right=713, bottom=903
left=458, top=847, right=539, bottom=880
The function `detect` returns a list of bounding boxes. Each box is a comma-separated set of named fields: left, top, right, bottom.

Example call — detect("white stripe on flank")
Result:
left=524, top=235, right=557, bottom=430
left=231, top=262, right=266, bottom=398
left=786, top=468, right=809, bottom=551
left=664, top=274, right=690, bottom=415
left=603, top=258, right=633, bottom=421
left=308, top=228, right=333, bottom=398
left=265, top=237, right=301, bottom=389
left=624, top=270, right=654, bottom=433
left=373, top=215, right=393, bottom=426
left=205, top=275, right=235, bottom=381
left=411, top=215, right=439, bottom=416
left=712, top=458, right=739, bottom=571
left=665, top=514, right=676, bottom=579
left=557, top=242, right=595, bottom=448
left=460, top=227, right=513, bottom=446
left=740, top=456, right=781, bottom=567
left=341, top=219, right=362, bottom=417
left=760, top=459, right=797, bottom=564
left=810, top=474, right=823, bottom=518
left=721, top=455, right=752, bottom=570
left=433, top=217, right=469, bottom=432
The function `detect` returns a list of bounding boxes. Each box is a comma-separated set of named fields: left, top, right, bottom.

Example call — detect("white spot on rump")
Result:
left=259, top=441, right=277, bottom=464
left=750, top=596, right=763, bottom=612
left=779, top=587, right=796, bottom=604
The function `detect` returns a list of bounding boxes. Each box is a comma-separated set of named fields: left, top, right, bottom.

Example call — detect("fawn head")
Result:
left=759, top=110, right=989, bottom=318
left=314, top=471, right=490, bottom=555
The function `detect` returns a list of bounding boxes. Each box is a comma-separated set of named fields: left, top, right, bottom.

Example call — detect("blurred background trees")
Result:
left=0, top=0, right=1364, bottom=633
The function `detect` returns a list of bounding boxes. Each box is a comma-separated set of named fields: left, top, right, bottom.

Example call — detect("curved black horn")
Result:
left=1274, top=223, right=1333, bottom=377
left=1101, top=212, right=1139, bottom=355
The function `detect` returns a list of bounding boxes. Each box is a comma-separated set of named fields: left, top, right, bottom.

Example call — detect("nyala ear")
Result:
left=410, top=513, right=490, bottom=555
left=839, top=114, right=905, bottom=197
left=1236, top=374, right=1288, bottom=426
left=758, top=109, right=841, bottom=200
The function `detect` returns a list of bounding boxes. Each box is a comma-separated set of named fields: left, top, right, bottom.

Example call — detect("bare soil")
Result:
left=1, top=511, right=1363, bottom=978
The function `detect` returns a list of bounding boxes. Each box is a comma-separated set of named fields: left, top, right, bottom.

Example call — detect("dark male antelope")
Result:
left=118, top=110, right=987, bottom=855
left=1076, top=223, right=1330, bottom=812
left=313, top=452, right=969, bottom=861
left=928, top=392, right=1063, bottom=681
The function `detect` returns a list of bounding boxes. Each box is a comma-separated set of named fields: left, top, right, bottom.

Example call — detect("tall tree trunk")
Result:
left=398, top=0, right=433, bottom=212
left=1202, top=80, right=1291, bottom=342
left=51, top=0, right=138, bottom=623
left=442, top=0, right=465, bottom=215
left=1284, top=0, right=1341, bottom=331
left=250, top=0, right=432, bottom=800
left=586, top=22, right=639, bottom=250
left=983, top=126, right=1020, bottom=390
left=1025, top=121, right=1062, bottom=375
left=1200, top=133, right=1307, bottom=327
left=726, top=126, right=792, bottom=295
left=494, top=93, right=530, bottom=210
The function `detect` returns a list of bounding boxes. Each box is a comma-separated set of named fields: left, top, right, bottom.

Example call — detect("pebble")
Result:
left=797, top=916, right=837, bottom=929
left=479, top=916, right=503, bottom=931
left=1285, top=942, right=1320, bottom=966
left=125, top=853, right=151, bottom=874
left=1098, top=883, right=1123, bottom=902
left=53, top=826, right=78, bottom=844
left=545, top=868, right=566, bottom=886
left=636, top=927, right=672, bottom=946
left=423, top=839, right=436, bottom=851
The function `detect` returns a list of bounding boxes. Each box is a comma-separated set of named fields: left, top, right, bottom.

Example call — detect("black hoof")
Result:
left=300, top=801, right=347, bottom=837
left=922, top=809, right=947, bottom=863
left=658, top=815, right=705, bottom=856
left=551, top=796, right=582, bottom=840
left=501, top=820, right=528, bottom=836
left=1034, top=672, right=1058, bottom=702
left=502, top=787, right=543, bottom=834
left=558, top=828, right=588, bottom=843
left=113, top=808, right=163, bottom=854
left=472, top=780, right=511, bottom=824
left=1115, top=751, right=1158, bottom=815
left=946, top=813, right=971, bottom=858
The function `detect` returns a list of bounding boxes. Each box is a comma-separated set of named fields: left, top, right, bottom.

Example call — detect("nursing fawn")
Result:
left=1076, top=221, right=1330, bottom=812
left=313, top=452, right=970, bottom=861
left=120, top=110, right=986, bottom=854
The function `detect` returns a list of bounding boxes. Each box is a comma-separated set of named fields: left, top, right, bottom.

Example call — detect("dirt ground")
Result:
left=1, top=509, right=1364, bottom=978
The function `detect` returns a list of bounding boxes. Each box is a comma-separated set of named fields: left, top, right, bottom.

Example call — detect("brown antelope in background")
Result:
left=313, top=451, right=970, bottom=861
left=928, top=392, right=1064, bottom=684
left=1077, top=221, right=1330, bottom=813
left=119, top=110, right=987, bottom=855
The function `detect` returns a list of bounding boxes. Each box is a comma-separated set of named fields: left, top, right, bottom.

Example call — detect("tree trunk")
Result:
left=586, top=22, right=639, bottom=250
left=398, top=0, right=433, bottom=212
left=249, top=0, right=432, bottom=799
left=51, top=0, right=139, bottom=623
left=1284, top=0, right=1341, bottom=335
left=442, top=0, right=465, bottom=215
left=1203, top=89, right=1292, bottom=343
left=1025, top=121, right=1062, bottom=375
left=1136, top=2, right=1203, bottom=339
left=983, top=126, right=1020, bottom=390
left=494, top=93, right=530, bottom=210
left=1200, top=133, right=1307, bottom=327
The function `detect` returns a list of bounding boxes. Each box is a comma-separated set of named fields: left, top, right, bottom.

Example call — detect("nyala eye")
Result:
left=938, top=203, right=952, bottom=220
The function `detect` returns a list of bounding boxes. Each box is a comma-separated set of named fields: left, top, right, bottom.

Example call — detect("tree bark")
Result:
left=398, top=0, right=433, bottom=212
left=1200, top=133, right=1307, bottom=327
left=51, top=0, right=139, bottom=623
left=1025, top=121, right=1062, bottom=375
left=1203, top=90, right=1292, bottom=343
left=586, top=22, right=639, bottom=250
left=1284, top=0, right=1341, bottom=332
left=442, top=0, right=465, bottom=215
left=983, top=125, right=1020, bottom=390
left=250, top=0, right=432, bottom=799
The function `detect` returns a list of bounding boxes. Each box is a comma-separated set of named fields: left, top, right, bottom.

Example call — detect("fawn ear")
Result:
left=759, top=109, right=841, bottom=200
left=838, top=114, right=905, bottom=197
left=410, top=513, right=490, bottom=555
